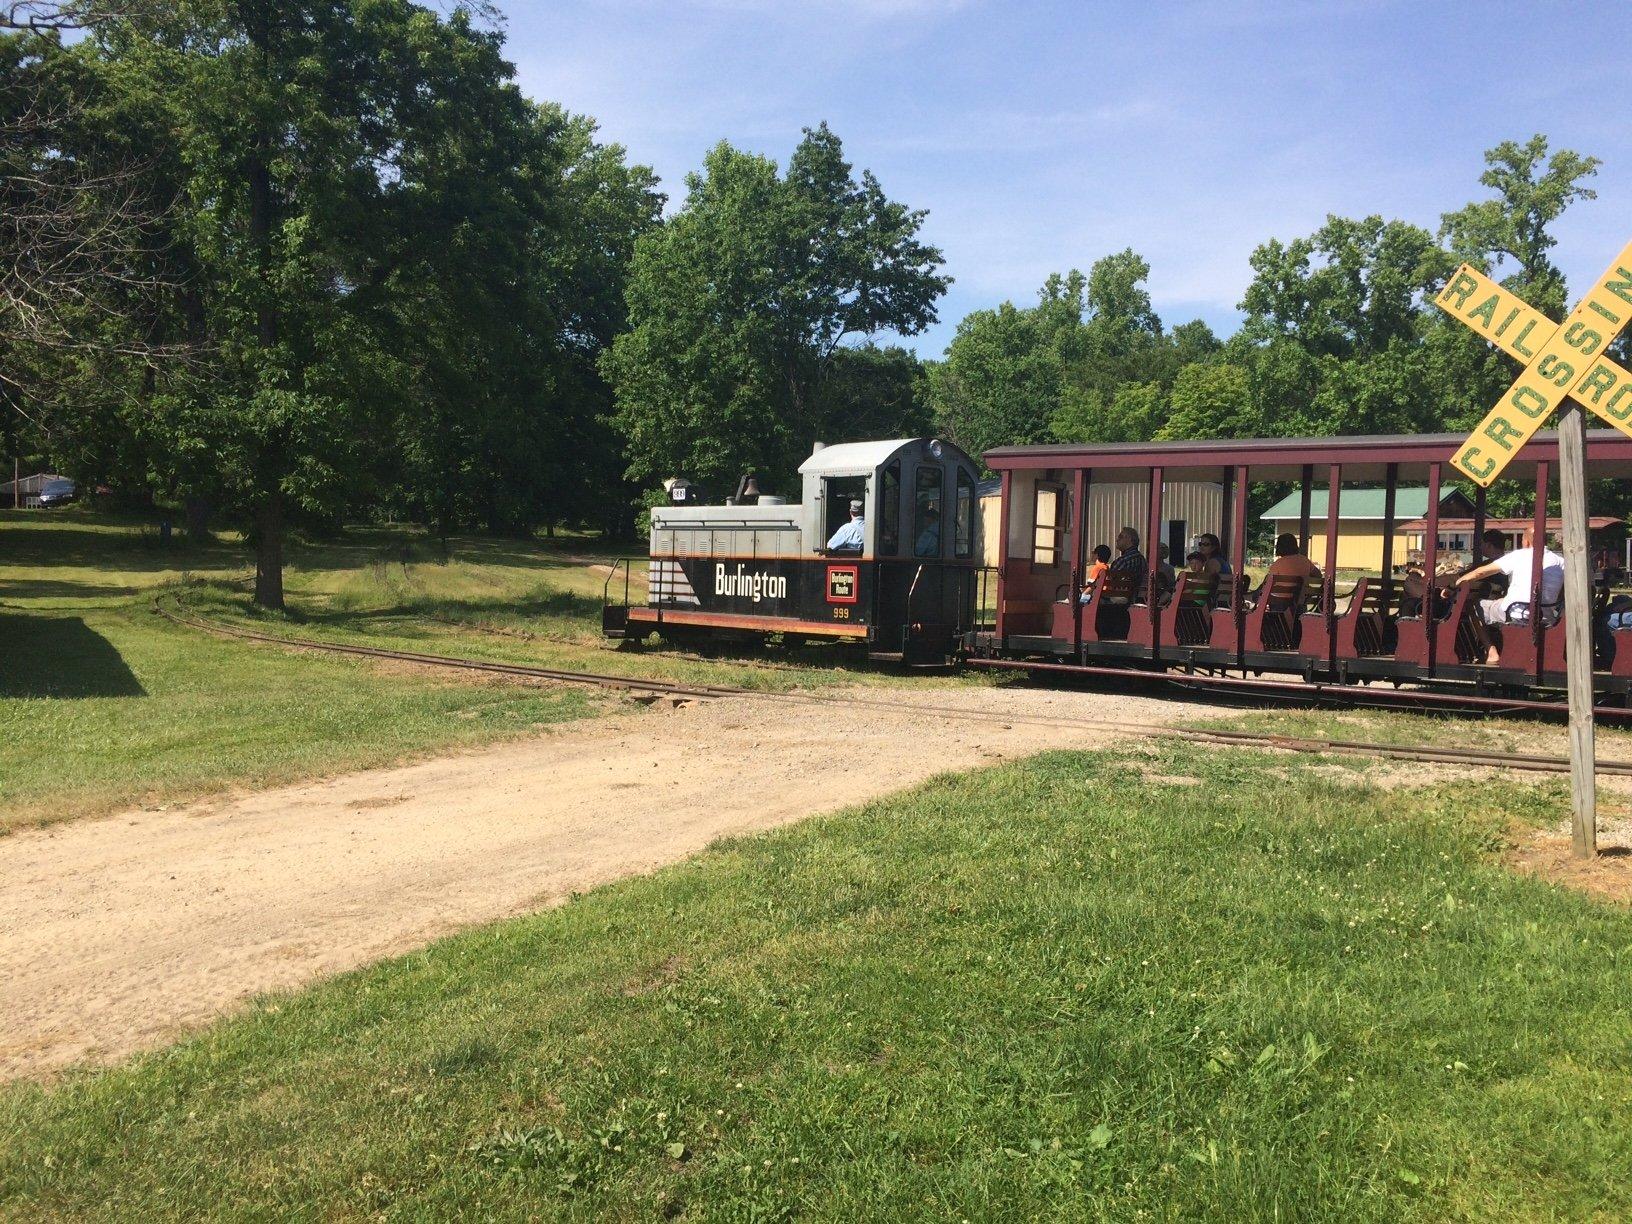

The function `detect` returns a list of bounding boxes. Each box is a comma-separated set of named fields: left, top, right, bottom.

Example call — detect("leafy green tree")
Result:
left=87, top=0, right=530, bottom=605
left=1232, top=214, right=1463, bottom=437
left=811, top=344, right=932, bottom=449
left=1052, top=380, right=1166, bottom=445
left=1439, top=134, right=1599, bottom=319
left=604, top=124, right=948, bottom=490
left=929, top=299, right=1067, bottom=460
left=18, top=1, right=660, bottom=599
left=380, top=102, right=661, bottom=538
left=934, top=252, right=1218, bottom=454
left=1085, top=248, right=1161, bottom=337
left=1159, top=363, right=1255, bottom=440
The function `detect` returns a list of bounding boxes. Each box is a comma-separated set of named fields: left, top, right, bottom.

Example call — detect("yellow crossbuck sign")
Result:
left=1435, top=240, right=1632, bottom=486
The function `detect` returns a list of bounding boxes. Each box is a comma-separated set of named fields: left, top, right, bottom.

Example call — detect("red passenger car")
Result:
left=969, top=430, right=1632, bottom=710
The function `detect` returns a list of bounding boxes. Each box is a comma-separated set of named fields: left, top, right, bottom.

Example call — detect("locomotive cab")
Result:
left=607, top=437, right=982, bottom=664
left=799, top=438, right=982, bottom=661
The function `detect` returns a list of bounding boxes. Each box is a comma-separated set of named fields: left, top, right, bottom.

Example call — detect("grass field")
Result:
left=3, top=745, right=1628, bottom=1219
left=0, top=509, right=987, bottom=830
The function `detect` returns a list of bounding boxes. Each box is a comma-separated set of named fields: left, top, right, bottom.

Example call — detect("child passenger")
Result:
left=1184, top=551, right=1211, bottom=604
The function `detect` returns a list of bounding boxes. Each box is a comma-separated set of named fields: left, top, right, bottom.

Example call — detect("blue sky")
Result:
left=503, top=0, right=1632, bottom=358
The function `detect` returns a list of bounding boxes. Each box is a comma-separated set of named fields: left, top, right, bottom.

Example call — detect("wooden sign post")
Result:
left=1435, top=242, right=1632, bottom=858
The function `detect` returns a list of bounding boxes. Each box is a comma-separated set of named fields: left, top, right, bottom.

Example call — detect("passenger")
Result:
left=1196, top=532, right=1231, bottom=576
left=1155, top=542, right=1177, bottom=595
left=1432, top=559, right=1463, bottom=619
left=1078, top=545, right=1112, bottom=603
left=1455, top=527, right=1564, bottom=664
left=1260, top=532, right=1320, bottom=609
left=1085, top=545, right=1111, bottom=585
left=914, top=507, right=941, bottom=557
left=1109, top=526, right=1146, bottom=576
left=826, top=499, right=865, bottom=551
left=1184, top=551, right=1211, bottom=603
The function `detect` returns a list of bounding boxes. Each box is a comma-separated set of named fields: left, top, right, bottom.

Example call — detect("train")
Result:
left=604, top=429, right=1632, bottom=713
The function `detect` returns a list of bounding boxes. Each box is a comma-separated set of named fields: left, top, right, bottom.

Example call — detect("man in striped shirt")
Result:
left=1109, top=527, right=1146, bottom=577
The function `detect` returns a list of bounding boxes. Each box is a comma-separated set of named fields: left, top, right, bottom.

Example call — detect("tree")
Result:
left=377, top=101, right=661, bottom=538
left=1052, top=380, right=1167, bottom=445
left=0, top=25, right=182, bottom=469
left=604, top=124, right=948, bottom=490
left=1439, top=133, right=1599, bottom=319
left=810, top=344, right=932, bottom=449
left=929, top=300, right=1066, bottom=460
left=1232, top=214, right=1466, bottom=437
left=70, top=0, right=478, bottom=605
left=25, top=0, right=657, bottom=603
left=933, top=252, right=1217, bottom=455
left=1159, top=363, right=1255, bottom=440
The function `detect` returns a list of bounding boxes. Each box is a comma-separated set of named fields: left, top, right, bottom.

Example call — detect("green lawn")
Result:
left=0, top=513, right=604, bottom=832
left=174, top=519, right=973, bottom=693
left=1184, top=703, right=1632, bottom=759
left=3, top=745, right=1627, bottom=1220
left=0, top=510, right=980, bottom=830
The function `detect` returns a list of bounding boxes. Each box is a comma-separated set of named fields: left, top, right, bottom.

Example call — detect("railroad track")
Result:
left=153, top=592, right=1632, bottom=780
left=152, top=594, right=743, bottom=702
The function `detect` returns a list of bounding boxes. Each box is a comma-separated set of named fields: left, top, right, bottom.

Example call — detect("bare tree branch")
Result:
left=1, top=57, right=198, bottom=422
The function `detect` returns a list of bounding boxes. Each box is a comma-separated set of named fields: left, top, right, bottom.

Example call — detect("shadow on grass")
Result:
left=0, top=520, right=241, bottom=575
left=0, top=613, right=146, bottom=697
left=0, top=578, right=146, bottom=601
left=285, top=529, right=628, bottom=576
left=271, top=584, right=608, bottom=634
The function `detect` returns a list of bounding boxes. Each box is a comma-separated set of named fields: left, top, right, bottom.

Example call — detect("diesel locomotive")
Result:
left=602, top=437, right=983, bottom=663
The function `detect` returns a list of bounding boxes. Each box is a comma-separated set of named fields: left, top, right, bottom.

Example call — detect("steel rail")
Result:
left=153, top=594, right=1632, bottom=778
left=967, top=655, right=1632, bottom=722
left=752, top=687, right=1632, bottom=777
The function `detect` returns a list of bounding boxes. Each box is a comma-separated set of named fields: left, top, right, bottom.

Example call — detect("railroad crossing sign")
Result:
left=1434, top=241, right=1632, bottom=859
left=1436, top=241, right=1632, bottom=486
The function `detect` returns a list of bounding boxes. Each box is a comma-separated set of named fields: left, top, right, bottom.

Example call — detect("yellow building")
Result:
left=1261, top=486, right=1475, bottom=572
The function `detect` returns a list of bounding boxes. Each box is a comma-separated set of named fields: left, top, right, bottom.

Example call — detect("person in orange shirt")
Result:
left=1260, top=533, right=1321, bottom=609
left=1077, top=544, right=1113, bottom=604
left=1085, top=544, right=1111, bottom=584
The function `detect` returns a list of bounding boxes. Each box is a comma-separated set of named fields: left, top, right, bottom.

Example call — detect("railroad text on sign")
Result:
left=1436, top=241, right=1632, bottom=485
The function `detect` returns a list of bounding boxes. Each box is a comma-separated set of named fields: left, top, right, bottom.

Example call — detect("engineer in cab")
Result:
left=827, top=499, right=865, bottom=550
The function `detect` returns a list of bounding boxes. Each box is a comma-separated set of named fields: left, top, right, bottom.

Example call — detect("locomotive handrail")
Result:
left=602, top=556, right=633, bottom=610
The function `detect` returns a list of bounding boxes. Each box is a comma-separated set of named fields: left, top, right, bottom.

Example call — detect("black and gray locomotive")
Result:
left=603, top=437, right=981, bottom=663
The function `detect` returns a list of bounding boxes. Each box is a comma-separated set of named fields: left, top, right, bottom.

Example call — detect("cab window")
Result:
left=821, top=476, right=867, bottom=551
left=913, top=466, right=943, bottom=558
left=879, top=462, right=901, bottom=555
left=954, top=469, right=975, bottom=559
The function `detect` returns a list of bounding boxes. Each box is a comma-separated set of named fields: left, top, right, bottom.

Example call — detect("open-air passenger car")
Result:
left=969, top=430, right=1632, bottom=706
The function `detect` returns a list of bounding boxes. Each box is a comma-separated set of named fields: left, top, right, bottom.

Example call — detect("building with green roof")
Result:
left=1260, top=486, right=1475, bottom=570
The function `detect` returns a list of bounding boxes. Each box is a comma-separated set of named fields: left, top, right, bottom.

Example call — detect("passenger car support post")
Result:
left=1324, top=464, right=1341, bottom=656
left=1146, top=465, right=1164, bottom=658
left=1424, top=463, right=1441, bottom=674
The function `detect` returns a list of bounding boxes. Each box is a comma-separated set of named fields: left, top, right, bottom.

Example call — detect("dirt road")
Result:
left=0, top=685, right=1208, bottom=1080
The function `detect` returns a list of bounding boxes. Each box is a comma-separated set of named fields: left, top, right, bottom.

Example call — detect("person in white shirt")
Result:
left=1454, top=528, right=1564, bottom=665
left=826, top=499, right=865, bottom=551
